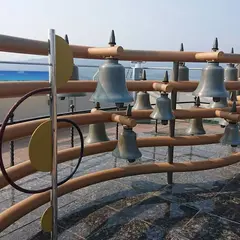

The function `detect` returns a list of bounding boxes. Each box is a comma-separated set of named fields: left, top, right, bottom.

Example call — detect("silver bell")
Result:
left=220, top=101, right=240, bottom=147
left=90, top=31, right=133, bottom=105
left=132, top=70, right=152, bottom=110
left=193, top=38, right=228, bottom=99
left=186, top=97, right=206, bottom=135
left=112, top=127, right=142, bottom=163
left=193, top=62, right=228, bottom=99
left=85, top=102, right=110, bottom=144
left=85, top=123, right=110, bottom=144
left=171, top=43, right=189, bottom=81
left=150, top=92, right=175, bottom=125
left=210, top=98, right=228, bottom=108
left=220, top=122, right=240, bottom=147
left=112, top=105, right=142, bottom=162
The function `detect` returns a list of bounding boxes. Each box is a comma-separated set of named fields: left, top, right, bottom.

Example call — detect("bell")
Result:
left=132, top=70, right=153, bottom=110
left=85, top=123, right=110, bottom=144
left=58, top=34, right=86, bottom=100
left=225, top=48, right=238, bottom=97
left=209, top=97, right=228, bottom=108
left=193, top=38, right=228, bottom=99
left=85, top=102, right=110, bottom=144
left=220, top=123, right=240, bottom=147
left=220, top=101, right=240, bottom=147
left=171, top=43, right=189, bottom=81
left=150, top=90, right=175, bottom=125
left=90, top=31, right=133, bottom=105
left=112, top=105, right=142, bottom=162
left=225, top=49, right=238, bottom=82
left=186, top=97, right=206, bottom=135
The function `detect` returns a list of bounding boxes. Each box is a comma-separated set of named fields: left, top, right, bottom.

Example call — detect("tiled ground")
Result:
left=0, top=120, right=240, bottom=239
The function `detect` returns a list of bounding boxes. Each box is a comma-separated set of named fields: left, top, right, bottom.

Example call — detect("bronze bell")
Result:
left=90, top=30, right=133, bottom=105
left=193, top=38, right=228, bottom=100
left=85, top=103, right=110, bottom=144
left=150, top=77, right=175, bottom=125
left=220, top=101, right=240, bottom=147
left=58, top=34, right=86, bottom=100
left=186, top=97, right=206, bottom=135
left=132, top=70, right=153, bottom=110
left=112, top=105, right=142, bottom=163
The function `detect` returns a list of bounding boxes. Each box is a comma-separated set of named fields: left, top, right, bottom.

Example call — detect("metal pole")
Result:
left=48, top=29, right=58, bottom=240
left=167, top=61, right=179, bottom=184
left=69, top=98, right=75, bottom=147
left=9, top=113, right=14, bottom=166
left=155, top=120, right=158, bottom=134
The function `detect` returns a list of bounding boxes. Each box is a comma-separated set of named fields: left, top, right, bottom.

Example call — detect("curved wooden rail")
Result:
left=2, top=34, right=240, bottom=63
left=1, top=81, right=240, bottom=98
left=0, top=152, right=239, bottom=232
left=3, top=106, right=238, bottom=142
left=0, top=134, right=222, bottom=189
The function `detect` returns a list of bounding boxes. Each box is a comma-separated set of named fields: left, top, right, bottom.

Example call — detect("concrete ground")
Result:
left=0, top=120, right=240, bottom=239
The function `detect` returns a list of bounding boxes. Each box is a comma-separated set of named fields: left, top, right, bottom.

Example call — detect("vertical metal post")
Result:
left=167, top=61, right=179, bottom=184
left=48, top=29, right=58, bottom=240
left=155, top=120, right=158, bottom=134
left=9, top=113, right=14, bottom=166
left=69, top=98, right=75, bottom=147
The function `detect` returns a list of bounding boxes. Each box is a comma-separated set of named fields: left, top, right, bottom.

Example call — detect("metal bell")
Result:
left=85, top=123, right=110, bottom=144
left=132, top=70, right=153, bottom=110
left=225, top=48, right=238, bottom=97
left=85, top=102, right=110, bottom=144
left=186, top=97, right=206, bottom=135
left=90, top=31, right=133, bottom=105
left=220, top=123, right=240, bottom=147
left=209, top=97, right=228, bottom=108
left=112, top=105, right=142, bottom=162
left=193, top=38, right=228, bottom=99
left=150, top=90, right=175, bottom=125
left=58, top=34, right=86, bottom=100
left=220, top=101, right=240, bottom=147
left=171, top=43, right=189, bottom=81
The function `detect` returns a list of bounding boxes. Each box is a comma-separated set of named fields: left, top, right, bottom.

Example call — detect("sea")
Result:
left=0, top=59, right=212, bottom=81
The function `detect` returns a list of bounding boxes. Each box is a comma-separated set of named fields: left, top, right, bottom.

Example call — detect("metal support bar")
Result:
left=167, top=61, right=179, bottom=184
left=48, top=29, right=58, bottom=240
left=9, top=113, right=14, bottom=166
left=69, top=99, right=75, bottom=147
left=155, top=120, right=158, bottom=134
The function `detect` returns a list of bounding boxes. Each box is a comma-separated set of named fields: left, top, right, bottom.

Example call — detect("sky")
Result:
left=0, top=0, right=240, bottom=61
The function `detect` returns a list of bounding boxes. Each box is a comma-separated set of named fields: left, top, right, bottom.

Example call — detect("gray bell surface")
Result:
left=210, top=97, right=228, bottom=108
left=220, top=122, right=240, bottom=147
left=112, top=127, right=142, bottom=163
left=85, top=122, right=110, bottom=144
left=133, top=92, right=152, bottom=110
left=170, top=43, right=189, bottom=81
left=58, top=65, right=86, bottom=99
left=150, top=93, right=175, bottom=124
left=193, top=62, right=228, bottom=98
left=219, top=118, right=228, bottom=128
left=186, top=118, right=206, bottom=135
left=90, top=58, right=133, bottom=104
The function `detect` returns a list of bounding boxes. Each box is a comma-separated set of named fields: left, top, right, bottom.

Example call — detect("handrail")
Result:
left=2, top=34, right=240, bottom=63
left=0, top=80, right=239, bottom=98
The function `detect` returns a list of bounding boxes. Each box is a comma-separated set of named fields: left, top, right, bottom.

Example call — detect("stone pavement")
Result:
left=0, top=120, right=240, bottom=239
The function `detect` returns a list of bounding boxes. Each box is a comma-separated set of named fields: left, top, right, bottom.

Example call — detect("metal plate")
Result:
left=28, top=120, right=52, bottom=172
left=41, top=206, right=53, bottom=232
left=55, top=35, right=73, bottom=88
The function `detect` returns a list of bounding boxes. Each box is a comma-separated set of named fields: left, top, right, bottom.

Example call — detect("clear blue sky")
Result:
left=0, top=0, right=239, bottom=60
